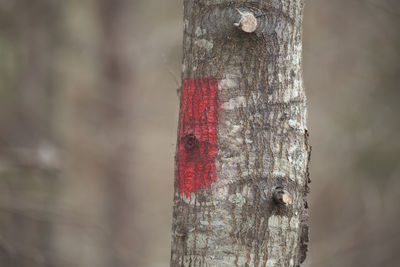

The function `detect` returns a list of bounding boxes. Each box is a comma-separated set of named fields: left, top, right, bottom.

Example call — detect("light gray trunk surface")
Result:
left=171, top=1, right=310, bottom=266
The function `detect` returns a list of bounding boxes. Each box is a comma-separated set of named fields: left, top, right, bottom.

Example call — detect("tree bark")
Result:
left=171, top=1, right=310, bottom=267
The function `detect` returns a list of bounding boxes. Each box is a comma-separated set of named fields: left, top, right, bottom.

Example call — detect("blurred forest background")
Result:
left=0, top=0, right=399, bottom=267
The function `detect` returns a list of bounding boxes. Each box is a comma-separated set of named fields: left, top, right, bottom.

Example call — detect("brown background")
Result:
left=0, top=0, right=399, bottom=266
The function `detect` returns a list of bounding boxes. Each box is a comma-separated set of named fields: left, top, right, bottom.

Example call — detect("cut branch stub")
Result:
left=197, top=7, right=271, bottom=36
left=234, top=9, right=258, bottom=33
left=273, top=188, right=293, bottom=206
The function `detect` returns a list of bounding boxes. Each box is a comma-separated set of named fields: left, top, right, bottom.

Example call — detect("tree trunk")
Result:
left=0, top=1, right=60, bottom=266
left=171, top=1, right=310, bottom=266
left=54, top=1, right=138, bottom=266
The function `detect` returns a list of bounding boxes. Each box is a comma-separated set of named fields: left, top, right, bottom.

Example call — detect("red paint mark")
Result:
left=178, top=78, right=220, bottom=197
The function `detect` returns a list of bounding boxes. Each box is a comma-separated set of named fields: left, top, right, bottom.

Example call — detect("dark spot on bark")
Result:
left=302, top=225, right=309, bottom=242
left=304, top=130, right=312, bottom=185
left=299, top=224, right=309, bottom=263
left=174, top=223, right=189, bottom=239
left=290, top=69, right=296, bottom=77
left=195, top=190, right=211, bottom=203
left=246, top=229, right=256, bottom=242
left=183, top=134, right=199, bottom=152
left=267, top=84, right=275, bottom=95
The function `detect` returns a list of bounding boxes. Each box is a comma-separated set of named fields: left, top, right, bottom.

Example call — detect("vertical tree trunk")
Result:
left=0, top=1, right=60, bottom=266
left=171, top=1, right=310, bottom=266
left=55, top=1, right=137, bottom=266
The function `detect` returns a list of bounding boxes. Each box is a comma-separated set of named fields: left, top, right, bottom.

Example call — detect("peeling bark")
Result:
left=171, top=1, right=310, bottom=266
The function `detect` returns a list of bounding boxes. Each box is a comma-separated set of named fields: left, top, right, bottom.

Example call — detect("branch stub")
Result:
left=273, top=188, right=293, bottom=206
left=234, top=9, right=258, bottom=33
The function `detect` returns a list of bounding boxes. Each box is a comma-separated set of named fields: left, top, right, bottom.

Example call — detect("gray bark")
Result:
left=171, top=0, right=310, bottom=267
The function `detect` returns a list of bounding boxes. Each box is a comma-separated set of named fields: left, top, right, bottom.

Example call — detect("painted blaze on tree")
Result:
left=178, top=78, right=220, bottom=197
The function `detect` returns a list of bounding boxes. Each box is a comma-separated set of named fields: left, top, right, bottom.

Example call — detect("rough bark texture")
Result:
left=171, top=0, right=310, bottom=267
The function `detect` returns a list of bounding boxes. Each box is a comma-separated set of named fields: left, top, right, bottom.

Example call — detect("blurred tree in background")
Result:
left=0, top=1, right=62, bottom=265
left=0, top=0, right=139, bottom=266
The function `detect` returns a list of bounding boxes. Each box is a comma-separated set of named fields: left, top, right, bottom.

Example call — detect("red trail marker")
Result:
left=178, top=78, right=220, bottom=197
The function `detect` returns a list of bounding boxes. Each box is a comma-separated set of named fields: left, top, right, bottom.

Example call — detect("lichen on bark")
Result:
left=171, top=1, right=310, bottom=266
